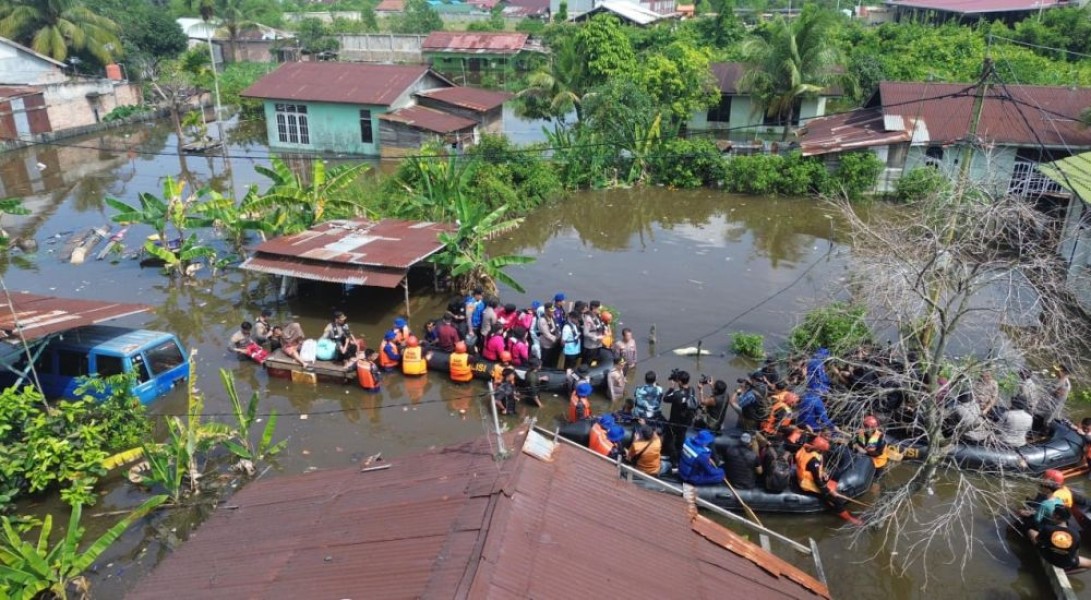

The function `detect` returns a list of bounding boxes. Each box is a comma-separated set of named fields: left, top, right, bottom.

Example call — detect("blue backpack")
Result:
left=468, top=298, right=486, bottom=329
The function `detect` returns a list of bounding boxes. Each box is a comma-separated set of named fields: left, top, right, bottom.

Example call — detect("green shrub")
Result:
left=724, top=153, right=786, bottom=195
left=893, top=166, right=951, bottom=203
left=102, top=104, right=150, bottom=122
left=650, top=138, right=727, bottom=188
left=219, top=62, right=278, bottom=118
left=730, top=332, right=766, bottom=359
left=788, top=302, right=873, bottom=354
left=831, top=151, right=883, bottom=199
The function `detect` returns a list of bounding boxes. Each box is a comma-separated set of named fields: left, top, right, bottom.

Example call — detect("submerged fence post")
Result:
left=488, top=381, right=507, bottom=458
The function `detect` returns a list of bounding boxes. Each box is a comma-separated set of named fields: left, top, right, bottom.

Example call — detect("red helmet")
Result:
left=1043, top=469, right=1065, bottom=487
left=810, top=436, right=831, bottom=453
left=406, top=335, right=419, bottom=348
left=454, top=341, right=467, bottom=353
left=500, top=351, right=512, bottom=363
left=601, top=310, right=613, bottom=324
left=863, top=415, right=879, bottom=429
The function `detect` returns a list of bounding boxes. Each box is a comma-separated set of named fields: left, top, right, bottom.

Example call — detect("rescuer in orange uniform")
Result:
left=449, top=341, right=474, bottom=383
left=401, top=335, right=427, bottom=376
left=795, top=436, right=861, bottom=525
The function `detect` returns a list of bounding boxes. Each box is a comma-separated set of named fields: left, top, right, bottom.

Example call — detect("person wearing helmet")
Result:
left=589, top=414, right=617, bottom=457
left=796, top=436, right=862, bottom=525
left=600, top=310, right=614, bottom=349
left=494, top=368, right=519, bottom=415
left=679, top=430, right=725, bottom=486
left=391, top=317, right=411, bottom=347
left=355, top=348, right=382, bottom=392
left=449, top=341, right=475, bottom=383
left=323, top=310, right=360, bottom=363
left=401, top=335, right=428, bottom=376
left=852, top=415, right=889, bottom=476
left=491, top=350, right=514, bottom=385
left=379, top=330, right=401, bottom=371
left=1026, top=469, right=1075, bottom=533
left=567, top=381, right=593, bottom=422
left=1030, top=505, right=1091, bottom=571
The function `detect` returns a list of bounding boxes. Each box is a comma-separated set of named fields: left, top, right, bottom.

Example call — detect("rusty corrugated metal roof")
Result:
left=129, top=430, right=828, bottom=600
left=798, top=106, right=916, bottom=157
left=886, top=0, right=1064, bottom=14
left=374, top=0, right=404, bottom=10
left=379, top=105, right=477, bottom=133
left=878, top=81, right=1091, bottom=148
left=241, top=62, right=433, bottom=107
left=0, top=292, right=149, bottom=344
left=238, top=255, right=408, bottom=287
left=416, top=86, right=513, bottom=112
left=421, top=32, right=529, bottom=54
left=0, top=86, right=41, bottom=100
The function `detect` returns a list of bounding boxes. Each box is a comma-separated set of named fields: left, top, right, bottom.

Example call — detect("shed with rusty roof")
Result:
left=886, top=0, right=1072, bottom=23
left=241, top=62, right=507, bottom=156
left=421, top=32, right=542, bottom=79
left=128, top=428, right=829, bottom=599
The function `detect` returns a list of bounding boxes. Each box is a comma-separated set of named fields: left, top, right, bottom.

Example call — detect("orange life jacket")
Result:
left=491, top=363, right=506, bottom=385
left=1053, top=486, right=1074, bottom=508
left=402, top=346, right=426, bottom=376
left=357, top=360, right=379, bottom=390
left=588, top=424, right=614, bottom=456
left=856, top=429, right=889, bottom=469
left=761, top=400, right=792, bottom=435
left=379, top=341, right=400, bottom=370
left=567, top=396, right=591, bottom=423
left=449, top=352, right=473, bottom=382
left=795, top=447, right=823, bottom=494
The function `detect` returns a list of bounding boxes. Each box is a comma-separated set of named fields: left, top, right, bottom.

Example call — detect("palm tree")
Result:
left=0, top=0, right=121, bottom=64
left=517, top=37, right=584, bottom=123
left=434, top=195, right=534, bottom=295
left=247, top=157, right=370, bottom=235
left=738, top=7, right=851, bottom=141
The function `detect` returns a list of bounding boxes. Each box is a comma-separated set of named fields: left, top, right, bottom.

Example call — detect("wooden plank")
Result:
left=1040, top=555, right=1079, bottom=600
left=263, top=349, right=355, bottom=383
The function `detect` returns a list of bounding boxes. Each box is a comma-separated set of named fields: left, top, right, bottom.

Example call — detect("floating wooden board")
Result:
left=264, top=349, right=355, bottom=384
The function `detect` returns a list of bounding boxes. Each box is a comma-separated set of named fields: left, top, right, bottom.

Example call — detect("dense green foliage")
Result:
left=0, top=0, right=121, bottom=66
left=390, top=0, right=442, bottom=34
left=788, top=302, right=874, bottom=354
left=731, top=332, right=766, bottom=359
left=218, top=61, right=277, bottom=118
left=650, top=138, right=728, bottom=188
left=101, top=104, right=151, bottom=122
left=892, top=167, right=951, bottom=203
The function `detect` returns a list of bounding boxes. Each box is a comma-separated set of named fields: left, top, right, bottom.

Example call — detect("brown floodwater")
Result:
left=0, top=120, right=1084, bottom=599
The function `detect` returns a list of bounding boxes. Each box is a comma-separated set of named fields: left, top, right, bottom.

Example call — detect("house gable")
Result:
left=0, top=36, right=67, bottom=85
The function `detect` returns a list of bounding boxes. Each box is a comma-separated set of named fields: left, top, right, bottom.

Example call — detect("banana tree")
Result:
left=0, top=495, right=166, bottom=600
left=0, top=197, right=29, bottom=247
left=434, top=196, right=534, bottom=295
left=220, top=369, right=287, bottom=474
left=247, top=157, right=370, bottom=236
left=394, top=145, right=478, bottom=221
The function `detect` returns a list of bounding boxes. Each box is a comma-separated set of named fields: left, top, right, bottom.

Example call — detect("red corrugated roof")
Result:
left=374, top=0, right=405, bottom=10
left=416, top=86, right=513, bottom=112
left=0, top=86, right=41, bottom=100
left=378, top=105, right=477, bottom=133
left=887, top=0, right=1065, bottom=14
left=128, top=430, right=828, bottom=599
left=238, top=254, right=408, bottom=287
left=421, top=31, right=529, bottom=54
left=798, top=107, right=915, bottom=156
left=0, top=292, right=149, bottom=344
left=241, top=62, right=434, bottom=106
left=878, top=81, right=1091, bottom=148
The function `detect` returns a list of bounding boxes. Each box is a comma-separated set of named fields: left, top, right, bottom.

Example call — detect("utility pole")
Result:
left=959, top=44, right=994, bottom=183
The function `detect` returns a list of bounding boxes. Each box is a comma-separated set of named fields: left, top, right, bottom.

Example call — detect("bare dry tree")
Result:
left=821, top=162, right=1091, bottom=580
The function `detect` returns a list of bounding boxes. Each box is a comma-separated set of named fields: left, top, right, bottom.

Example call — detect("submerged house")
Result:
left=687, top=62, right=838, bottom=139
left=421, top=32, right=541, bottom=79
left=885, top=0, right=1089, bottom=24
left=797, top=81, right=1091, bottom=194
left=241, top=62, right=511, bottom=156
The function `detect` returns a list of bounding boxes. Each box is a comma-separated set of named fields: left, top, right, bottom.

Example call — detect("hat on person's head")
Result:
left=694, top=430, right=716, bottom=446
left=576, top=382, right=592, bottom=397
left=384, top=331, right=396, bottom=341
left=554, top=292, right=566, bottom=302
left=739, top=433, right=752, bottom=445
left=597, top=414, right=616, bottom=428
left=261, top=309, right=273, bottom=317
left=531, top=300, right=541, bottom=310
left=607, top=425, right=626, bottom=443
left=394, top=317, right=407, bottom=328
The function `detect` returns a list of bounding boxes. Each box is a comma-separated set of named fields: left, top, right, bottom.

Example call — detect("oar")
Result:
left=1061, top=465, right=1089, bottom=478
left=723, top=476, right=764, bottom=528
left=826, top=479, right=873, bottom=509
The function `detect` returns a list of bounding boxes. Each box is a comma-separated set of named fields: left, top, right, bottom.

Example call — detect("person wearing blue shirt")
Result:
left=796, top=390, right=837, bottom=432
left=679, top=430, right=725, bottom=486
left=807, top=348, right=832, bottom=393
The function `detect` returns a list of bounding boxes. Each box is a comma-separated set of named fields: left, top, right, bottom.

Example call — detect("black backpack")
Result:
left=763, top=451, right=792, bottom=493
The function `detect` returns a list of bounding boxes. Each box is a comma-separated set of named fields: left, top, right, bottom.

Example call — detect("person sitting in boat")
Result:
left=507, top=326, right=530, bottom=367
left=491, top=351, right=513, bottom=385
left=253, top=309, right=273, bottom=346
left=950, top=391, right=990, bottom=444
left=723, top=432, right=760, bottom=490
left=1031, top=505, right=1091, bottom=572
left=731, top=376, right=768, bottom=431
left=1035, top=364, right=1072, bottom=434
left=323, top=311, right=359, bottom=363
left=796, top=389, right=839, bottom=434
left=566, top=364, right=591, bottom=399
left=435, top=313, right=461, bottom=353
left=379, top=331, right=401, bottom=372
left=267, top=325, right=284, bottom=353
left=567, top=381, right=593, bottom=423
left=356, top=348, right=382, bottom=392
left=482, top=324, right=506, bottom=362
left=973, top=370, right=1001, bottom=419
left=805, top=348, right=832, bottom=394
left=230, top=321, right=267, bottom=364
left=607, top=358, right=627, bottom=403
left=852, top=415, right=890, bottom=477
left=589, top=414, right=617, bottom=456
left=449, top=341, right=475, bottom=384
left=401, top=335, right=428, bottom=376
left=761, top=382, right=797, bottom=436
left=634, top=371, right=665, bottom=425
left=495, top=368, right=519, bottom=415
left=627, top=425, right=663, bottom=476
left=795, top=436, right=862, bottom=525
left=679, top=430, right=724, bottom=486
left=999, top=396, right=1033, bottom=448
left=421, top=320, right=439, bottom=347
left=280, top=322, right=310, bottom=368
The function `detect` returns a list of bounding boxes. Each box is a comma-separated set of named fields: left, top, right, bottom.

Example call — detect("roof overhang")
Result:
left=239, top=255, right=412, bottom=288
left=0, top=292, right=150, bottom=344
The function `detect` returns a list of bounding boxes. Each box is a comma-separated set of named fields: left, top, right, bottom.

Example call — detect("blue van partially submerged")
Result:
left=16, top=326, right=190, bottom=405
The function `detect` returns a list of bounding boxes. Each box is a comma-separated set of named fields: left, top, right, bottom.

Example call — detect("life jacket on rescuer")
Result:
left=380, top=339, right=400, bottom=370
left=856, top=429, right=889, bottom=469
left=795, top=447, right=824, bottom=494
left=449, top=344, right=473, bottom=382
left=357, top=361, right=380, bottom=391
left=401, top=337, right=427, bottom=376
left=761, top=400, right=793, bottom=435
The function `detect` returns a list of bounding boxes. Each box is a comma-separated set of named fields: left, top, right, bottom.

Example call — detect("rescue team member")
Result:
left=679, top=430, right=724, bottom=486
left=356, top=348, right=382, bottom=392
left=495, top=368, right=518, bottom=415
left=379, top=331, right=401, bottom=371
left=589, top=415, right=617, bottom=456
left=449, top=341, right=474, bottom=383
left=491, top=351, right=513, bottom=385
left=852, top=415, right=889, bottom=477
left=627, top=425, right=663, bottom=476
left=796, top=436, right=862, bottom=525
left=1030, top=506, right=1091, bottom=571
left=391, top=317, right=411, bottom=346
left=1025, top=469, right=1074, bottom=534
left=567, top=381, right=593, bottom=423
left=761, top=382, right=796, bottom=435
left=401, top=336, right=428, bottom=376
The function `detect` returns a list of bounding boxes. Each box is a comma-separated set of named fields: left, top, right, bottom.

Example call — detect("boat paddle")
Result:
left=722, top=476, right=764, bottom=528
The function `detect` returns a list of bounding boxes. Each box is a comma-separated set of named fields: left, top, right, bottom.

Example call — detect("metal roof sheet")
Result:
left=0, top=292, right=149, bottom=344
left=415, top=86, right=513, bottom=112
left=129, top=430, right=828, bottom=600
left=42, top=325, right=174, bottom=353
left=571, top=1, right=671, bottom=25
left=241, top=62, right=433, bottom=106
left=421, top=31, right=529, bottom=54
left=886, top=0, right=1065, bottom=14
left=798, top=107, right=915, bottom=156
left=378, top=104, right=478, bottom=133
left=374, top=0, right=404, bottom=10
left=239, top=254, right=408, bottom=287
left=1041, top=151, right=1091, bottom=203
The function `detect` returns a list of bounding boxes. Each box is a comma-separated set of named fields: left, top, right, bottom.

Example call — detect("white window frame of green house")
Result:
left=275, top=103, right=310, bottom=145
left=360, top=109, right=373, bottom=144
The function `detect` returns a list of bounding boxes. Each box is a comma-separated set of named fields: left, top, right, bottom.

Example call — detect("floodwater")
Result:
left=0, top=119, right=1083, bottom=599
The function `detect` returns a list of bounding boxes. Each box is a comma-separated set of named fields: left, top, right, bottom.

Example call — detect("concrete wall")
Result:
left=688, top=95, right=826, bottom=138
left=0, top=43, right=66, bottom=85
left=338, top=34, right=426, bottom=63
left=262, top=100, right=387, bottom=155
left=902, top=144, right=1016, bottom=196
left=42, top=81, right=141, bottom=132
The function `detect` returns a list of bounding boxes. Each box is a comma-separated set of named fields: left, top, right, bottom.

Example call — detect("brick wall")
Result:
left=41, top=80, right=141, bottom=132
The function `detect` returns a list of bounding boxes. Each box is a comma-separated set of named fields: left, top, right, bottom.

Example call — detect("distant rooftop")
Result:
left=379, top=104, right=477, bottom=133
left=0, top=292, right=149, bottom=344
left=886, top=0, right=1068, bottom=14
left=240, top=62, right=436, bottom=107
left=416, top=86, right=513, bottom=112
left=421, top=31, right=530, bottom=54
left=571, top=0, right=673, bottom=25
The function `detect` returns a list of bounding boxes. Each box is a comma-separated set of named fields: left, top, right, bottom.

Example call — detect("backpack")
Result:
left=763, top=451, right=792, bottom=493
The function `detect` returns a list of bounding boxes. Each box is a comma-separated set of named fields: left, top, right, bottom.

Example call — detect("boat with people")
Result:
left=888, top=421, right=1087, bottom=474
left=425, top=346, right=614, bottom=394
left=558, top=420, right=876, bottom=514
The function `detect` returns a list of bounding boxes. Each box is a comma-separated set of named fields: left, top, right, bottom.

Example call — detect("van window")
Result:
left=58, top=350, right=88, bottom=377
left=96, top=355, right=124, bottom=377
left=146, top=340, right=185, bottom=375
left=132, top=354, right=152, bottom=384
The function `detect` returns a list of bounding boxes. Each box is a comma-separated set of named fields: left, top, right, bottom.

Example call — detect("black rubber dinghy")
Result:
left=425, top=347, right=614, bottom=394
left=558, top=420, right=876, bottom=514
left=889, top=421, right=1086, bottom=474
